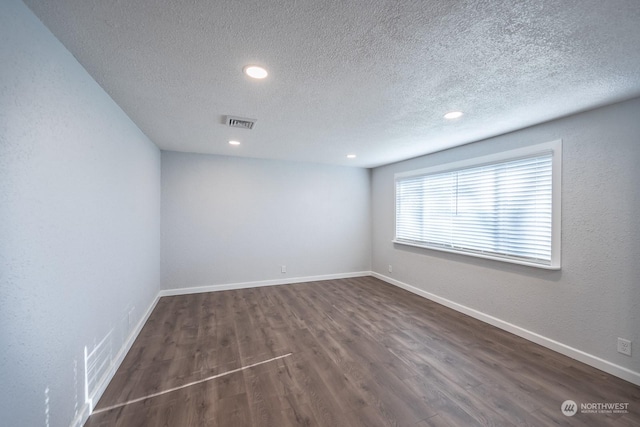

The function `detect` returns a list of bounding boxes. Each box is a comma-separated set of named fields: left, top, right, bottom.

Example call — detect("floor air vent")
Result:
left=226, top=116, right=257, bottom=130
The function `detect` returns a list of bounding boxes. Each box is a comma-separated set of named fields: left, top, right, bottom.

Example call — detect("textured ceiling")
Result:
left=23, top=0, right=640, bottom=167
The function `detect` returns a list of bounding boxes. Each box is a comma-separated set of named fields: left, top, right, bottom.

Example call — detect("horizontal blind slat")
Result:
left=396, top=152, right=553, bottom=263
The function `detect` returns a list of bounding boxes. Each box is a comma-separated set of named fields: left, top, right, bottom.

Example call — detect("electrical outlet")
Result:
left=388, top=264, right=393, bottom=273
left=281, top=265, right=286, bottom=274
left=617, top=338, right=632, bottom=356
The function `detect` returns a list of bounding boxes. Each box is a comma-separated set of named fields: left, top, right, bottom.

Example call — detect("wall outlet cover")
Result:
left=617, top=338, right=632, bottom=356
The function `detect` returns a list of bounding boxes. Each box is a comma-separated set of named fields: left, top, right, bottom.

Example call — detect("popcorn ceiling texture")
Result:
left=1, top=4, right=639, bottom=427
left=23, top=0, right=640, bottom=167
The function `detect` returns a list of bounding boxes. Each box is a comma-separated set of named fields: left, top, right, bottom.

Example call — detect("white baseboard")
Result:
left=371, top=271, right=640, bottom=386
left=71, top=293, right=161, bottom=427
left=158, top=271, right=371, bottom=297
left=76, top=268, right=637, bottom=427
left=69, top=402, right=91, bottom=427
left=75, top=271, right=368, bottom=425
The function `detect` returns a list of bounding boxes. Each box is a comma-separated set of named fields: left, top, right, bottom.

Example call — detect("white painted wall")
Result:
left=372, top=97, right=640, bottom=380
left=0, top=1, right=161, bottom=426
left=161, top=151, right=371, bottom=290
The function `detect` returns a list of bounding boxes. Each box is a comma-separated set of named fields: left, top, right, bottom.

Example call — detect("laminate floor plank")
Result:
left=284, top=353, right=350, bottom=427
left=243, top=369, right=290, bottom=427
left=86, top=277, right=640, bottom=426
left=280, top=400, right=319, bottom=427
left=216, top=393, right=253, bottom=426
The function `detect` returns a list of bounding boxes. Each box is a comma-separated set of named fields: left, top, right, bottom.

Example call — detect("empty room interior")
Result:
left=2, top=0, right=640, bottom=426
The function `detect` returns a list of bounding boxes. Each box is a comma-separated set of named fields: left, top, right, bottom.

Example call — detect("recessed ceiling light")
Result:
left=243, top=65, right=268, bottom=79
left=346, top=154, right=357, bottom=159
left=444, top=111, right=464, bottom=119
left=228, top=140, right=241, bottom=146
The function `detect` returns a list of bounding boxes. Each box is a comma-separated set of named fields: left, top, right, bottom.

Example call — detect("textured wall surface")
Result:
left=2, top=3, right=638, bottom=426
left=0, top=1, right=161, bottom=426
left=161, top=152, right=371, bottom=289
left=372, top=97, right=640, bottom=376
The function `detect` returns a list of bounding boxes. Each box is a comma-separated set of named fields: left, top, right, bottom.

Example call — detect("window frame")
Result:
left=393, top=140, right=562, bottom=270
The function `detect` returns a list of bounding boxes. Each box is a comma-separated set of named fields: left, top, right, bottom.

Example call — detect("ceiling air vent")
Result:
left=226, top=115, right=257, bottom=130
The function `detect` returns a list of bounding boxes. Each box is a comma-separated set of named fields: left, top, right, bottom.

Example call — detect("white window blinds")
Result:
left=395, top=142, right=561, bottom=269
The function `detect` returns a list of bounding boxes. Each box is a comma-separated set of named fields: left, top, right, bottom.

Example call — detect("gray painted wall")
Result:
left=161, top=151, right=371, bottom=289
left=372, top=97, right=640, bottom=376
left=0, top=1, right=161, bottom=426
left=2, top=1, right=639, bottom=425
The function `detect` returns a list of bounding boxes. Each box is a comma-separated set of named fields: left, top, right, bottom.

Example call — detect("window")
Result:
left=394, top=140, right=561, bottom=269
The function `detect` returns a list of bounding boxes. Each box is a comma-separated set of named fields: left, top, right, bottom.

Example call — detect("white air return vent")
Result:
left=226, top=115, right=257, bottom=130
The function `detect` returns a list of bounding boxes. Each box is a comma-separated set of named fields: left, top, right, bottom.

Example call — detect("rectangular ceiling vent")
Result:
left=226, top=115, right=257, bottom=130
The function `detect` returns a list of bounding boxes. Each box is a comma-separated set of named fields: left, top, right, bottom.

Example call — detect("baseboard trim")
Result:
left=371, top=271, right=640, bottom=386
left=69, top=402, right=91, bottom=427
left=72, top=292, right=161, bottom=427
left=77, top=269, right=638, bottom=427
left=158, top=271, right=371, bottom=297
left=77, top=271, right=368, bottom=425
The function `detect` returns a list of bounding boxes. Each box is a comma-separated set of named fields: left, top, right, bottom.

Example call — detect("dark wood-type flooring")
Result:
left=86, top=277, right=640, bottom=426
